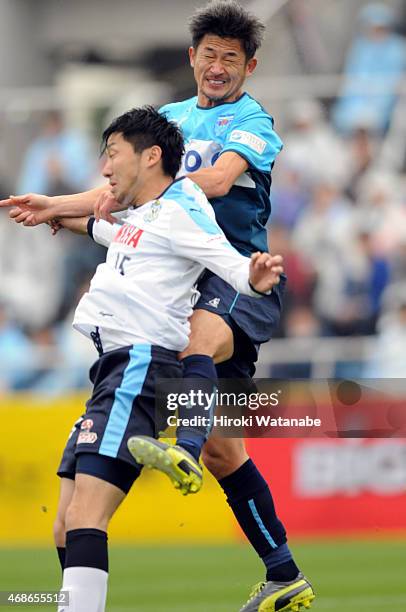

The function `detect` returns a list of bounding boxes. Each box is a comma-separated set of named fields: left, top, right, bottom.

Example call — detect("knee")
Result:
left=202, top=439, right=248, bottom=480
left=53, top=515, right=66, bottom=547
left=64, top=499, right=110, bottom=533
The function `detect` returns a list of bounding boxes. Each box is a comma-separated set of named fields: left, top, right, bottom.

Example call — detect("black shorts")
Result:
left=195, top=271, right=286, bottom=376
left=57, top=344, right=182, bottom=491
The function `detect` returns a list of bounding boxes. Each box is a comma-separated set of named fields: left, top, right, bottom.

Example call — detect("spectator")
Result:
left=291, top=177, right=354, bottom=265
left=364, top=283, right=406, bottom=376
left=271, top=162, right=311, bottom=230
left=313, top=225, right=389, bottom=336
left=0, top=112, right=97, bottom=328
left=342, top=127, right=377, bottom=202
left=353, top=228, right=390, bottom=332
left=268, top=223, right=316, bottom=334
left=353, top=171, right=406, bottom=257
left=0, top=219, right=65, bottom=328
left=33, top=279, right=96, bottom=393
left=0, top=301, right=35, bottom=392
left=17, top=325, right=59, bottom=391
left=270, top=306, right=321, bottom=379
left=281, top=98, right=347, bottom=188
left=332, top=3, right=406, bottom=134
left=17, top=110, right=94, bottom=195
left=291, top=178, right=390, bottom=335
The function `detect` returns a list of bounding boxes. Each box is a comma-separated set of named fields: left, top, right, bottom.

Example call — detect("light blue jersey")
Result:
left=160, top=93, right=283, bottom=256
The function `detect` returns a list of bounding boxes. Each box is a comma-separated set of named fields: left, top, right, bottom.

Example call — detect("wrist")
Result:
left=248, top=280, right=272, bottom=296
left=87, top=216, right=96, bottom=238
left=48, top=194, right=66, bottom=213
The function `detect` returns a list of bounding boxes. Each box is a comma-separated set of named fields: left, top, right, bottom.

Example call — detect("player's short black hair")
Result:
left=101, top=106, right=184, bottom=179
left=189, top=0, right=265, bottom=60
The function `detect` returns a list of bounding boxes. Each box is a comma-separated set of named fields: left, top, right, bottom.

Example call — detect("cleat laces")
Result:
left=245, top=581, right=266, bottom=605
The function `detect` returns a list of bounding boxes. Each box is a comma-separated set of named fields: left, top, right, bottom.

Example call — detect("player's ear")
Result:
left=189, top=46, right=195, bottom=68
left=245, top=57, right=257, bottom=77
left=146, top=145, right=162, bottom=168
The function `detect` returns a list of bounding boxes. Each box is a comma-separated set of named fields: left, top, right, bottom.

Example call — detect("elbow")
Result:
left=209, top=177, right=232, bottom=198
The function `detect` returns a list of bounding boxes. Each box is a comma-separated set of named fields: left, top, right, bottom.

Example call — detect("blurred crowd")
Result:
left=269, top=2, right=406, bottom=379
left=0, top=110, right=105, bottom=393
left=1, top=2, right=406, bottom=392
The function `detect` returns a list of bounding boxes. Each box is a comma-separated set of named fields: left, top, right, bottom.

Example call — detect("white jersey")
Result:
left=73, top=177, right=260, bottom=353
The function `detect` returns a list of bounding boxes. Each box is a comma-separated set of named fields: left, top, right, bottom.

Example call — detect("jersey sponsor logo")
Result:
left=143, top=199, right=162, bottom=223
left=77, top=431, right=98, bottom=444
left=114, top=224, right=144, bottom=248
left=229, top=130, right=266, bottom=155
left=214, top=114, right=234, bottom=136
left=181, top=139, right=222, bottom=174
left=81, top=419, right=94, bottom=431
left=206, top=297, right=220, bottom=308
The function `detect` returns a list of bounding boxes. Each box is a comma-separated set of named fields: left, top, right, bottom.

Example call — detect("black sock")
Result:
left=219, top=459, right=299, bottom=582
left=65, top=528, right=108, bottom=572
left=266, top=559, right=300, bottom=582
left=56, top=546, right=65, bottom=572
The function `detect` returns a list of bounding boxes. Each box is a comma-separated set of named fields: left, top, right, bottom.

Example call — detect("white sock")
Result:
left=58, top=566, right=108, bottom=612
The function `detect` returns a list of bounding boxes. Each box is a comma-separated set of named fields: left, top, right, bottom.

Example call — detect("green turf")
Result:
left=0, top=540, right=405, bottom=611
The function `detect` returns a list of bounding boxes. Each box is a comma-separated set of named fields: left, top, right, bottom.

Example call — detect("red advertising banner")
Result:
left=246, top=438, right=406, bottom=535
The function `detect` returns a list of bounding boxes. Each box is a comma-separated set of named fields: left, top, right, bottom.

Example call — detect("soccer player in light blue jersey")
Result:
left=2, top=2, right=315, bottom=610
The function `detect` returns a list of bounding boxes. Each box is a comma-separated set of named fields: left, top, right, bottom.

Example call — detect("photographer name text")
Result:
left=167, top=415, right=321, bottom=428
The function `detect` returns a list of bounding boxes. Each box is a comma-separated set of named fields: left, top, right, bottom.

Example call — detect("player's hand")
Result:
left=249, top=252, right=283, bottom=294
left=9, top=207, right=33, bottom=224
left=94, top=190, right=121, bottom=224
left=0, top=193, right=53, bottom=225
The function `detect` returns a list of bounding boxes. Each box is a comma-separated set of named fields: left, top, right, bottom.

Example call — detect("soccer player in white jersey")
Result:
left=1, top=3, right=316, bottom=611
left=12, top=106, right=281, bottom=612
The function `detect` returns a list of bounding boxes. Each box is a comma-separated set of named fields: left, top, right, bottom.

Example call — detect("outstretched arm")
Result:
left=0, top=185, right=124, bottom=226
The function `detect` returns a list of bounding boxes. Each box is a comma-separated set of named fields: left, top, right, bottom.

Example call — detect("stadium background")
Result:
left=0, top=0, right=405, bottom=610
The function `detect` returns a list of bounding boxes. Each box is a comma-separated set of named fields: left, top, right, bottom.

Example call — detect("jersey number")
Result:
left=114, top=254, right=130, bottom=275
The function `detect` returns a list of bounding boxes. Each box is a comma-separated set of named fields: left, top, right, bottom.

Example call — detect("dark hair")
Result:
left=101, top=106, right=184, bottom=179
left=189, top=0, right=265, bottom=60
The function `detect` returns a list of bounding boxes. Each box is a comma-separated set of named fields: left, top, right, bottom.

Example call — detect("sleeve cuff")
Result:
left=248, top=280, right=272, bottom=296
left=87, top=216, right=95, bottom=239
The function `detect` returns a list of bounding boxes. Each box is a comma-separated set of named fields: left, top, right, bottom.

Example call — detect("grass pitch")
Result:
left=0, top=539, right=405, bottom=611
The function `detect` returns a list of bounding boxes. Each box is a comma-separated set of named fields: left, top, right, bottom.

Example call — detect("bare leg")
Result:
left=179, top=309, right=233, bottom=363
left=54, top=477, right=75, bottom=548
left=65, top=473, right=125, bottom=532
left=202, top=435, right=249, bottom=479
left=59, top=473, right=126, bottom=612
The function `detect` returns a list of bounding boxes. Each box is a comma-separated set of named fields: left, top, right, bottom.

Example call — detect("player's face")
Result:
left=102, top=133, right=142, bottom=205
left=189, top=35, right=257, bottom=107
